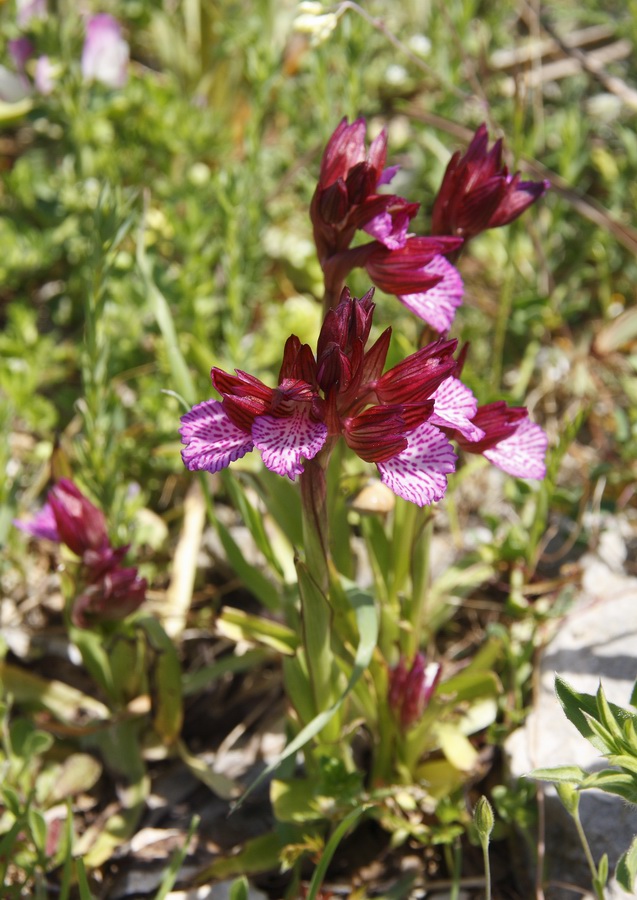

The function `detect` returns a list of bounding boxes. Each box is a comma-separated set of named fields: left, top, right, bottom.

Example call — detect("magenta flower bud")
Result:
left=431, top=124, right=549, bottom=241
left=389, top=653, right=442, bottom=729
left=8, top=37, right=34, bottom=73
left=72, top=566, right=146, bottom=628
left=15, top=477, right=148, bottom=628
left=81, top=14, right=129, bottom=89
left=311, top=118, right=419, bottom=263
left=47, top=479, right=109, bottom=558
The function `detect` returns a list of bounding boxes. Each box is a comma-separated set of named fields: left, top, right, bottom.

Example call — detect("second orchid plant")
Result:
left=179, top=118, right=549, bottom=803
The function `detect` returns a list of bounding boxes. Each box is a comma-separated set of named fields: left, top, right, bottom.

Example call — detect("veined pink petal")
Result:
left=398, top=255, right=464, bottom=333
left=180, top=400, right=253, bottom=473
left=362, top=209, right=411, bottom=250
left=252, top=409, right=327, bottom=480
left=377, top=423, right=456, bottom=507
left=483, top=418, right=548, bottom=479
left=430, top=377, right=484, bottom=442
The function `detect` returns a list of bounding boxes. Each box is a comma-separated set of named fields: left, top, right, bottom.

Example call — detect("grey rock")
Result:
left=506, top=557, right=637, bottom=899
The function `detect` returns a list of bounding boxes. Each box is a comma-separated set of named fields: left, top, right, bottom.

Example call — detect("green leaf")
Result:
left=197, top=831, right=287, bottom=881
left=0, top=661, right=110, bottom=723
left=216, top=607, right=298, bottom=655
left=153, top=814, right=200, bottom=900
left=27, top=807, right=47, bottom=855
left=228, top=877, right=250, bottom=900
left=596, top=683, right=625, bottom=746
left=630, top=679, right=637, bottom=710
left=440, top=669, right=500, bottom=703
left=1, top=785, right=21, bottom=817
left=527, top=765, right=589, bottom=785
left=555, top=676, right=637, bottom=753
left=222, top=472, right=286, bottom=579
left=69, top=625, right=116, bottom=699
left=176, top=739, right=238, bottom=800
left=596, top=851, right=609, bottom=889
left=616, top=836, right=637, bottom=892
left=555, top=782, right=580, bottom=816
left=254, top=467, right=302, bottom=552
left=305, top=807, right=367, bottom=900
left=234, top=583, right=378, bottom=810
left=44, top=754, right=102, bottom=805
left=182, top=648, right=273, bottom=696
left=137, top=227, right=196, bottom=406
left=271, top=778, right=325, bottom=823
left=216, top=518, right=283, bottom=611
left=607, top=754, right=637, bottom=777
left=138, top=616, right=184, bottom=744
left=23, top=729, right=54, bottom=759
left=361, top=515, right=391, bottom=596
left=555, top=676, right=611, bottom=753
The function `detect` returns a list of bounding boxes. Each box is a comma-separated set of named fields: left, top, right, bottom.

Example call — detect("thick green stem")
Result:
left=298, top=451, right=338, bottom=739
left=405, top=511, right=434, bottom=657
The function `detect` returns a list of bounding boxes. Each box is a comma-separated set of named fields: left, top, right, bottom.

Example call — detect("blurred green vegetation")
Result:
left=1, top=0, right=636, bottom=893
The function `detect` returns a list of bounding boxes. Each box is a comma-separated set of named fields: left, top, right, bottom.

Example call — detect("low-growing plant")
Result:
left=530, top=676, right=637, bottom=897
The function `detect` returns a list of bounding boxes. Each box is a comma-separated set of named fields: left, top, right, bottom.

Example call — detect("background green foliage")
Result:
left=1, top=0, right=636, bottom=894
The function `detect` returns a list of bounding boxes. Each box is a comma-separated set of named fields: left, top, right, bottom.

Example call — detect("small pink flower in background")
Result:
left=17, top=0, right=47, bottom=28
left=8, top=37, right=34, bottom=72
left=81, top=14, right=129, bottom=88
left=72, top=566, right=147, bottom=628
left=431, top=123, right=549, bottom=242
left=2, top=39, right=57, bottom=99
left=15, top=478, right=146, bottom=627
left=388, top=653, right=442, bottom=729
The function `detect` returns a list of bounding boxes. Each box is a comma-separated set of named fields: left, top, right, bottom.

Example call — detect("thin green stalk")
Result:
left=573, top=806, right=605, bottom=900
left=405, top=511, right=433, bottom=659
left=298, top=452, right=338, bottom=740
left=491, top=258, right=516, bottom=391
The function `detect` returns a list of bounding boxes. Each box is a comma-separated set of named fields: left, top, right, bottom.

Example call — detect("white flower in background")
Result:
left=34, top=55, right=58, bottom=95
left=81, top=14, right=129, bottom=88
left=293, top=2, right=338, bottom=47
left=17, top=0, right=47, bottom=28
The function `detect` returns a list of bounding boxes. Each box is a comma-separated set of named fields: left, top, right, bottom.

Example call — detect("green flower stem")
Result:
left=298, top=452, right=338, bottom=739
left=404, top=510, right=433, bottom=659
left=369, top=659, right=397, bottom=785
left=380, top=499, right=417, bottom=658
left=573, top=805, right=605, bottom=900
left=491, top=255, right=515, bottom=392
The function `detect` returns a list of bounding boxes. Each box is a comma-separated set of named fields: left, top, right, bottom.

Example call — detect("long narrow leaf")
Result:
left=232, top=584, right=378, bottom=810
left=137, top=220, right=196, bottom=407
left=306, top=806, right=368, bottom=900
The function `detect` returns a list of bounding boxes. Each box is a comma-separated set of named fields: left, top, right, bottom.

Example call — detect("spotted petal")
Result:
left=431, top=377, right=484, bottom=442
left=252, top=409, right=327, bottom=480
left=180, top=400, right=253, bottom=473
left=484, top=418, right=548, bottom=479
left=398, top=255, right=464, bottom=333
left=377, top=423, right=457, bottom=507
